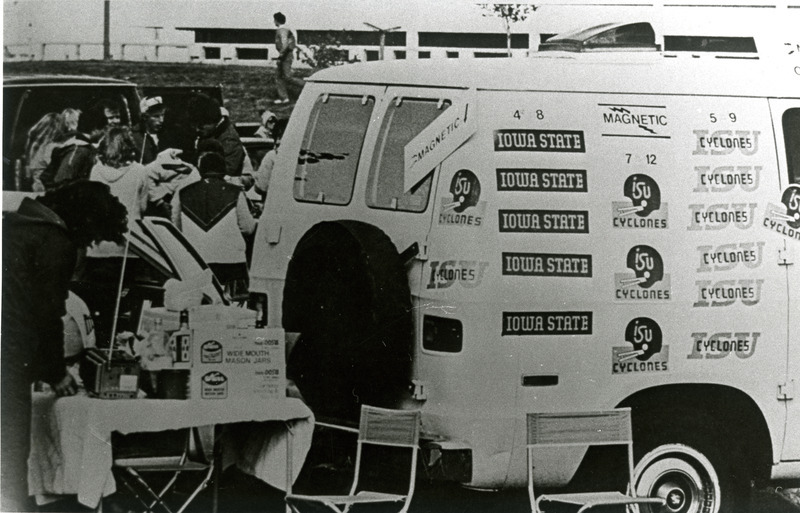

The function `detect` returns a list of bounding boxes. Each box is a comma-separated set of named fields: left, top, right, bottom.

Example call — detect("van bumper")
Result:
left=771, top=461, right=800, bottom=486
left=421, top=440, right=472, bottom=483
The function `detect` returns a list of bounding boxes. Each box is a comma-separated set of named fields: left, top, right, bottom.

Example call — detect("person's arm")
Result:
left=32, top=232, right=77, bottom=390
left=222, top=135, right=246, bottom=177
left=235, top=192, right=256, bottom=235
left=254, top=150, right=275, bottom=196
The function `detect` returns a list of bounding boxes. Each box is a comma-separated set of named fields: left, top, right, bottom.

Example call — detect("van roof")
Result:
left=3, top=75, right=135, bottom=87
left=308, top=54, right=798, bottom=98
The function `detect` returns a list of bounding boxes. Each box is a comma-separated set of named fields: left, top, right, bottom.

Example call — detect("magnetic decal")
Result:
left=763, top=185, right=800, bottom=241
left=612, top=174, right=668, bottom=229
left=439, top=169, right=485, bottom=227
left=692, top=130, right=760, bottom=156
left=614, top=245, right=671, bottom=301
left=612, top=318, right=669, bottom=374
left=496, top=169, right=587, bottom=192
left=695, top=241, right=765, bottom=273
left=687, top=332, right=760, bottom=359
left=494, top=129, right=585, bottom=153
left=693, top=278, right=764, bottom=307
left=687, top=203, right=757, bottom=231
left=498, top=210, right=589, bottom=233
left=427, top=260, right=489, bottom=289
left=693, top=166, right=761, bottom=193
left=502, top=252, right=591, bottom=277
left=502, top=311, right=592, bottom=336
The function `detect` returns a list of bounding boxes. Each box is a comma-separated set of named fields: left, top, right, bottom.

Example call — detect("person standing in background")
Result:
left=254, top=118, right=288, bottom=201
left=171, top=152, right=256, bottom=299
left=188, top=93, right=247, bottom=178
left=2, top=181, right=128, bottom=512
left=132, top=96, right=167, bottom=165
left=273, top=12, right=302, bottom=104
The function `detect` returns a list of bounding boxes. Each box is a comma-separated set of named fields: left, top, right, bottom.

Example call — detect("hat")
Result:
left=139, top=96, right=164, bottom=114
left=198, top=152, right=226, bottom=176
left=261, top=110, right=278, bottom=126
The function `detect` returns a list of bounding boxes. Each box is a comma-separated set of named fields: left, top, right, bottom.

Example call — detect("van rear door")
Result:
left=769, top=100, right=800, bottom=461
left=361, top=86, right=476, bottom=333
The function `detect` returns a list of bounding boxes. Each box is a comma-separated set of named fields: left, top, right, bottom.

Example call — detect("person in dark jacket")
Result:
left=188, top=93, right=246, bottom=178
left=1, top=181, right=128, bottom=512
left=40, top=108, right=96, bottom=190
left=171, top=152, right=255, bottom=299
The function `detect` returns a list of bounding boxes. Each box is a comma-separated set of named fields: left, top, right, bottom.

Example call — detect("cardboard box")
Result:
left=137, top=306, right=285, bottom=401
left=192, top=326, right=286, bottom=401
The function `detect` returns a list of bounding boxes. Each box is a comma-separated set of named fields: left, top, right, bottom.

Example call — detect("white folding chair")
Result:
left=527, top=408, right=666, bottom=513
left=112, top=427, right=215, bottom=513
left=286, top=405, right=421, bottom=513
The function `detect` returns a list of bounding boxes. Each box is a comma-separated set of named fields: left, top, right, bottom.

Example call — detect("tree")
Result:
left=479, top=3, right=538, bottom=57
left=299, top=31, right=360, bottom=70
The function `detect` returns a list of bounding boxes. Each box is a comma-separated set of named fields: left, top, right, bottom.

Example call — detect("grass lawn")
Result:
left=4, top=60, right=313, bottom=123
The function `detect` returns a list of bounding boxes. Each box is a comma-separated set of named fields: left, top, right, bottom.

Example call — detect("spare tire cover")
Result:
left=283, top=220, right=413, bottom=421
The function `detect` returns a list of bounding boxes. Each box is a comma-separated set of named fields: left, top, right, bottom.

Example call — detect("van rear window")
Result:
left=294, top=94, right=375, bottom=205
left=783, top=108, right=800, bottom=184
left=366, top=97, right=451, bottom=212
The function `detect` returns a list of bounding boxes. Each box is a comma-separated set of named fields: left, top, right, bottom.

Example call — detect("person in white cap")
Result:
left=133, top=96, right=167, bottom=165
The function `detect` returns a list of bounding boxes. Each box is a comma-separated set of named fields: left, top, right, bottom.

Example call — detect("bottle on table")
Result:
left=168, top=310, right=192, bottom=369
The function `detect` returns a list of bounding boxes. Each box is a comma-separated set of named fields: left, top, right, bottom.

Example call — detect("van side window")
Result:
left=294, top=94, right=375, bottom=205
left=783, top=108, right=800, bottom=184
left=366, top=98, right=452, bottom=212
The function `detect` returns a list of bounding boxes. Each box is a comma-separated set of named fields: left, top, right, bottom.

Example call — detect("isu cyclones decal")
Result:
left=763, top=184, right=800, bottom=242
left=438, top=169, right=486, bottom=227
left=612, top=174, right=668, bottom=229
left=614, top=245, right=671, bottom=301
left=612, top=317, right=669, bottom=374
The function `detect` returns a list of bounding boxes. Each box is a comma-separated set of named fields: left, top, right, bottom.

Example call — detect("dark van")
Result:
left=3, top=75, right=140, bottom=190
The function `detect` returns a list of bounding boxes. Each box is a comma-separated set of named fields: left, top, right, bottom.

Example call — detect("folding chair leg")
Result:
left=119, top=467, right=176, bottom=513
left=173, top=465, right=215, bottom=513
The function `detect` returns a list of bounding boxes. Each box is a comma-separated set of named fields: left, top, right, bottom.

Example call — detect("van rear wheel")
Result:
left=632, top=411, right=752, bottom=513
left=283, top=221, right=413, bottom=421
left=633, top=444, right=721, bottom=513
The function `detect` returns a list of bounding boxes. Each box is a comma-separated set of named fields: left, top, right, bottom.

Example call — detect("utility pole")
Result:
left=363, top=22, right=401, bottom=60
left=103, top=0, right=111, bottom=60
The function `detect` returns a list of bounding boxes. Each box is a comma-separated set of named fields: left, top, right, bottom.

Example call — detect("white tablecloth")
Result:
left=29, top=392, right=314, bottom=508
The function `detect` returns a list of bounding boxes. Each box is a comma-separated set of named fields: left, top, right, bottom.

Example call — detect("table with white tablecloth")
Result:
left=29, top=392, right=314, bottom=509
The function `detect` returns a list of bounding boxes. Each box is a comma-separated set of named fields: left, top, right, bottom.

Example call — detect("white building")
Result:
left=4, top=1, right=798, bottom=64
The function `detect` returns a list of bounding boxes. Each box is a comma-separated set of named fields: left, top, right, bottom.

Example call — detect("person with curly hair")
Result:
left=24, top=112, right=65, bottom=192
left=40, top=108, right=96, bottom=190
left=2, top=181, right=128, bottom=512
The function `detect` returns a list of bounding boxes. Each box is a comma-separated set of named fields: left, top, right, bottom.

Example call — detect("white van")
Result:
left=249, top=22, right=799, bottom=512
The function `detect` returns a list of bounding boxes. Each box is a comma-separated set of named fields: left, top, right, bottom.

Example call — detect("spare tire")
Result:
left=283, top=220, right=414, bottom=421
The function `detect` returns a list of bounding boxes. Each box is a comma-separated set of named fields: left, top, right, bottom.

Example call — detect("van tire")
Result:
left=283, top=220, right=413, bottom=421
left=633, top=414, right=751, bottom=513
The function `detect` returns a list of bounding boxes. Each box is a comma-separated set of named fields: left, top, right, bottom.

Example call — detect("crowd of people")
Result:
left=20, top=92, right=288, bottom=294
left=4, top=91, right=290, bottom=511
left=3, top=13, right=300, bottom=510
